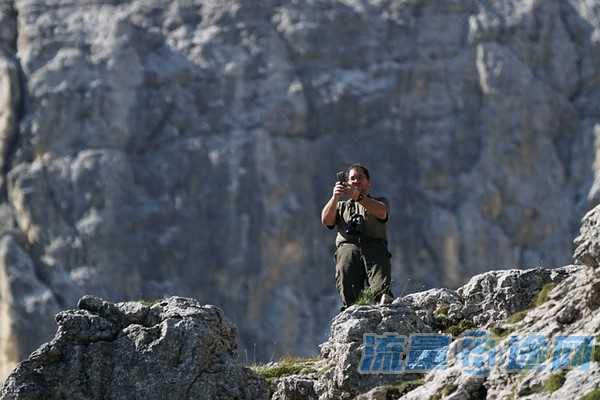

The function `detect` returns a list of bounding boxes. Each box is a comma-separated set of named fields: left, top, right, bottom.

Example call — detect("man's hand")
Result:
left=333, top=182, right=349, bottom=200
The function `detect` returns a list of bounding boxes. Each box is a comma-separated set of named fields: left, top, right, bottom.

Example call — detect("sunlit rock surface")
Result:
left=1, top=0, right=600, bottom=377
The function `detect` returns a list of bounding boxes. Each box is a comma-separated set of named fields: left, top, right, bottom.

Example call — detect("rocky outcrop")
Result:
left=0, top=295, right=269, bottom=400
left=271, top=376, right=319, bottom=400
left=265, top=205, right=600, bottom=399
left=254, top=262, right=594, bottom=399
left=305, top=266, right=578, bottom=399
left=0, top=235, right=60, bottom=380
left=316, top=301, right=431, bottom=399
left=574, top=204, right=600, bottom=268
left=397, top=265, right=600, bottom=400
left=3, top=0, right=600, bottom=377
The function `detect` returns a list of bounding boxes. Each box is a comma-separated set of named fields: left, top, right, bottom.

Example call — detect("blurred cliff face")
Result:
left=0, top=0, right=599, bottom=378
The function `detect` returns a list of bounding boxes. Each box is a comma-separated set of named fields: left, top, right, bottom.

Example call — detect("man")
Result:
left=321, top=164, right=393, bottom=310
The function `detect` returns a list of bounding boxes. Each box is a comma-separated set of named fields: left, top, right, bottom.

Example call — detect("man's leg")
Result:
left=363, top=245, right=393, bottom=302
left=335, top=244, right=366, bottom=307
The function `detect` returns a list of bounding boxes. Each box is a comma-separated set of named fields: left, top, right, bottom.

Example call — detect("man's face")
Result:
left=348, top=167, right=370, bottom=194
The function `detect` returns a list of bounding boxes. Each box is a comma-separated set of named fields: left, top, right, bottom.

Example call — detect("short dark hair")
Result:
left=347, top=163, right=370, bottom=180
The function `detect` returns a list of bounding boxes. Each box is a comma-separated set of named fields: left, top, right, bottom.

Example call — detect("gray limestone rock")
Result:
left=574, top=204, right=600, bottom=268
left=0, top=235, right=60, bottom=380
left=274, top=265, right=584, bottom=399
left=405, top=266, right=600, bottom=399
left=2, top=0, right=600, bottom=379
left=455, top=266, right=576, bottom=327
left=271, top=375, right=318, bottom=400
left=315, top=301, right=431, bottom=400
left=0, top=296, right=270, bottom=400
left=402, top=266, right=578, bottom=333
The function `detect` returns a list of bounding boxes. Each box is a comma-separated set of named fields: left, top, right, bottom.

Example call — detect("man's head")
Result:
left=346, top=163, right=370, bottom=194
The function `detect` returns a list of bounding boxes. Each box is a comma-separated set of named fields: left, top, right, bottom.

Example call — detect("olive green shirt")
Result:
left=327, top=196, right=389, bottom=247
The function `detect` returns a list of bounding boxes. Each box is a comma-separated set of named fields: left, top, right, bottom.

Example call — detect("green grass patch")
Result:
left=434, top=305, right=449, bottom=318
left=442, top=383, right=458, bottom=396
left=446, top=320, right=476, bottom=338
left=502, top=282, right=557, bottom=327
left=137, top=299, right=162, bottom=307
left=490, top=325, right=515, bottom=338
left=592, top=335, right=600, bottom=363
left=506, top=310, right=527, bottom=324
left=354, top=287, right=378, bottom=306
left=383, top=378, right=425, bottom=397
left=527, top=383, right=544, bottom=395
left=249, top=356, right=319, bottom=380
left=581, top=389, right=600, bottom=400
left=533, top=283, right=556, bottom=307
left=543, top=370, right=567, bottom=393
left=593, top=345, right=600, bottom=363
left=428, top=384, right=458, bottom=400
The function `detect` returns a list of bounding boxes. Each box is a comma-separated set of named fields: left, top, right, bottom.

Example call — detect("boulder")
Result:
left=0, top=296, right=269, bottom=400
left=315, top=301, right=430, bottom=399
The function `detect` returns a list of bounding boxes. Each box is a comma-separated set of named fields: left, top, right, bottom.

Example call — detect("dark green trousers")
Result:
left=335, top=242, right=392, bottom=307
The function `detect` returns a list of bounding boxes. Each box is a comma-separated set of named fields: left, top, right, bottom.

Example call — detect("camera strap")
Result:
left=349, top=199, right=364, bottom=217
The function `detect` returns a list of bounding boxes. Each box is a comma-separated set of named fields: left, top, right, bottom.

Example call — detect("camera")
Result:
left=345, top=213, right=365, bottom=236
left=336, top=170, right=346, bottom=183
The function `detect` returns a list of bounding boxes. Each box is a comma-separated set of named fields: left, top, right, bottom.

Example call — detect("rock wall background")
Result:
left=0, top=0, right=600, bottom=378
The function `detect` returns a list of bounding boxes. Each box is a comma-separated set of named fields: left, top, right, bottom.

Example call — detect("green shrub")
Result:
left=543, top=371, right=567, bottom=393
left=534, top=283, right=556, bottom=307
left=428, top=384, right=458, bottom=400
left=501, top=282, right=556, bottom=327
left=354, top=287, right=378, bottom=305
left=138, top=299, right=162, bottom=306
left=447, top=320, right=476, bottom=337
left=490, top=325, right=515, bottom=338
left=581, top=389, right=600, bottom=400
left=527, top=383, right=544, bottom=394
left=249, top=356, right=319, bottom=380
left=506, top=310, right=527, bottom=324
left=593, top=335, right=600, bottom=363
left=434, top=305, right=449, bottom=318
left=442, top=383, right=458, bottom=396
left=384, top=378, right=425, bottom=396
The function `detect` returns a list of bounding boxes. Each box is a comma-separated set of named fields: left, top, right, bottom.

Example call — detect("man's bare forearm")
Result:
left=359, top=196, right=387, bottom=220
left=321, top=196, right=338, bottom=226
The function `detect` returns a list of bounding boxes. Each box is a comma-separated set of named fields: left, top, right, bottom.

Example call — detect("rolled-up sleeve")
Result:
left=376, top=197, right=389, bottom=223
